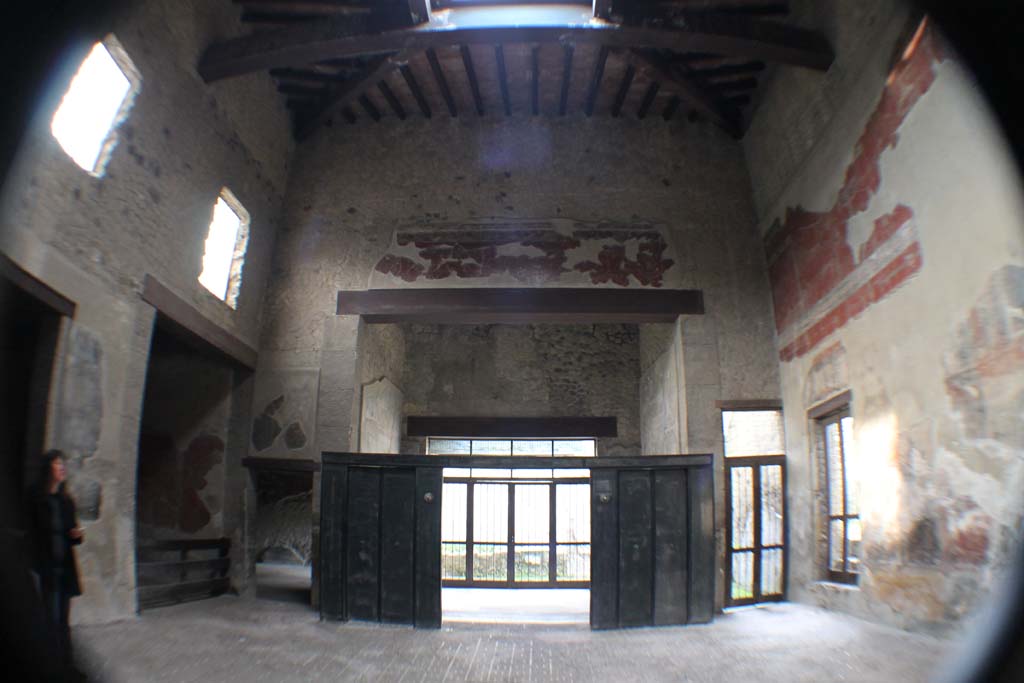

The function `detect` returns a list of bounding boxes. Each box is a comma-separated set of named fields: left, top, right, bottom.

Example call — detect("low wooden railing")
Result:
left=136, top=538, right=231, bottom=610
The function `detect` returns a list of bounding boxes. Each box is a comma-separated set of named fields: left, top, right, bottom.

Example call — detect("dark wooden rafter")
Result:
left=460, top=44, right=485, bottom=116
left=400, top=63, right=432, bottom=117
left=198, top=15, right=833, bottom=83
left=377, top=80, right=406, bottom=119
left=691, top=60, right=765, bottom=81
left=295, top=50, right=410, bottom=138
left=637, top=81, right=660, bottom=118
left=663, top=95, right=681, bottom=120
left=584, top=46, right=609, bottom=117
left=631, top=48, right=741, bottom=137
left=611, top=62, right=636, bottom=117
left=558, top=43, right=574, bottom=116
left=531, top=44, right=540, bottom=116
left=495, top=44, right=511, bottom=116
left=358, top=93, right=380, bottom=121
left=425, top=47, right=457, bottom=116
left=341, top=105, right=357, bottom=123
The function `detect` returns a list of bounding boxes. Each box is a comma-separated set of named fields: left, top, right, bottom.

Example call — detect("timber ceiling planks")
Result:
left=211, top=0, right=829, bottom=139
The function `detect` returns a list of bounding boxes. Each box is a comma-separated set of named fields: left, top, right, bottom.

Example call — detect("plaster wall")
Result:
left=748, top=19, right=1024, bottom=633
left=0, top=0, right=291, bottom=622
left=639, top=321, right=686, bottom=455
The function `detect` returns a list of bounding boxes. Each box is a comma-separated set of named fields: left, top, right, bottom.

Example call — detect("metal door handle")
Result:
left=423, top=492, right=435, bottom=503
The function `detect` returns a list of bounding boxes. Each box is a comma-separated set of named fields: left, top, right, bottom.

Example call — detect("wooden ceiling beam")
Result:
left=425, top=47, right=457, bottom=117
left=460, top=45, right=485, bottom=116
left=584, top=46, right=609, bottom=117
left=662, top=95, right=681, bottom=120
left=631, top=48, right=741, bottom=137
left=358, top=93, right=381, bottom=121
left=400, top=63, right=432, bottom=118
left=637, top=81, right=660, bottom=118
left=295, top=50, right=409, bottom=139
left=495, top=44, right=511, bottom=116
left=611, top=63, right=636, bottom=117
left=531, top=45, right=541, bottom=116
left=198, top=15, right=833, bottom=82
left=690, top=60, right=765, bottom=80
left=558, top=43, right=574, bottom=116
left=377, top=80, right=406, bottom=119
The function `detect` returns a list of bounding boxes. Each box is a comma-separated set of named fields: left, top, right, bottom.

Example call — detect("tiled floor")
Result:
left=75, top=591, right=952, bottom=682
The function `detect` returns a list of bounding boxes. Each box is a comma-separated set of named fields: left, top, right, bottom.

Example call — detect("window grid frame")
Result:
left=819, top=407, right=859, bottom=585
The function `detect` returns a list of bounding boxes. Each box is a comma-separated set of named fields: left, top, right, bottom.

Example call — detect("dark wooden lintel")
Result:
left=716, top=399, right=783, bottom=411
left=323, top=452, right=714, bottom=470
left=808, top=390, right=852, bottom=419
left=407, top=416, right=617, bottom=438
left=141, top=275, right=257, bottom=370
left=336, top=287, right=704, bottom=323
left=0, top=252, right=76, bottom=318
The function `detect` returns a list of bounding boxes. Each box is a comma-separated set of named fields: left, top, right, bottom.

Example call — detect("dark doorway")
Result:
left=253, top=469, right=313, bottom=604
left=134, top=318, right=239, bottom=609
left=0, top=271, right=65, bottom=524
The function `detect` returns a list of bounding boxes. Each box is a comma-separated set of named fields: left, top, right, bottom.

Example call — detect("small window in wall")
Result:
left=198, top=189, right=250, bottom=308
left=50, top=36, right=140, bottom=176
left=818, top=407, right=859, bottom=584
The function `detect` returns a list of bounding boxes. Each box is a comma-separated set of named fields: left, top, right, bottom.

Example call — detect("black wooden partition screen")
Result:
left=320, top=453, right=714, bottom=630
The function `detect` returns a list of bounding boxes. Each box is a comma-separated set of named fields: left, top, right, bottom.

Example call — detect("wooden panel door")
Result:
left=590, top=466, right=714, bottom=629
left=319, top=464, right=443, bottom=628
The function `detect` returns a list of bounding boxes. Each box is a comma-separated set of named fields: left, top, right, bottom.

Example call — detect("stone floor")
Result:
left=74, top=592, right=953, bottom=682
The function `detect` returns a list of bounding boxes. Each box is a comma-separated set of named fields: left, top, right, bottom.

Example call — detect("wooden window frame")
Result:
left=813, top=397, right=859, bottom=585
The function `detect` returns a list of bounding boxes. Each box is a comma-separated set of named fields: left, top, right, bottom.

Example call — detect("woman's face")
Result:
left=50, top=457, right=66, bottom=485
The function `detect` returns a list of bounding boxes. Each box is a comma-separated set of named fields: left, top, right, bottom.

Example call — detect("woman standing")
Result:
left=31, top=449, right=84, bottom=669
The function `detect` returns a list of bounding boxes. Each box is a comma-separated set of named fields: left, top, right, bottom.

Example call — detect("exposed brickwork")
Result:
left=766, top=25, right=947, bottom=361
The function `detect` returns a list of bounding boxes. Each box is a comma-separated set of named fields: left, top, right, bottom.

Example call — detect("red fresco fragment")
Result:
left=767, top=24, right=947, bottom=360
left=779, top=242, right=923, bottom=361
left=374, top=227, right=674, bottom=286
left=573, top=237, right=675, bottom=287
left=179, top=434, right=224, bottom=533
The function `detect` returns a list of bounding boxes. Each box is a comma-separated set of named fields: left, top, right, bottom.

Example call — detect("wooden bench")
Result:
left=136, top=538, right=231, bottom=610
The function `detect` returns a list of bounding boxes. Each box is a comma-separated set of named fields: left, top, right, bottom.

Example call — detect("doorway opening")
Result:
left=0, top=268, right=66, bottom=529
left=253, top=468, right=313, bottom=604
left=432, top=437, right=592, bottom=624
left=134, top=317, right=240, bottom=609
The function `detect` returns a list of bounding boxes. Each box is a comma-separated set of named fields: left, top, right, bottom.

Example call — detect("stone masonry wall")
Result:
left=745, top=15, right=1024, bottom=633
left=401, top=323, right=642, bottom=455
left=0, top=0, right=292, bottom=622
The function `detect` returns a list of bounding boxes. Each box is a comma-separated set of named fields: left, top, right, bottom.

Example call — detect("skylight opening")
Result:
left=199, top=189, right=250, bottom=309
left=50, top=36, right=140, bottom=176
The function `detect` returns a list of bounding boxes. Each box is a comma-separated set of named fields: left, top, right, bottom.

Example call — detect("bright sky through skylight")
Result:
left=199, top=196, right=242, bottom=301
left=50, top=41, right=132, bottom=174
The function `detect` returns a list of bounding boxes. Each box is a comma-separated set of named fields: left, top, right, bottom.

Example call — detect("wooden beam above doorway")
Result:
left=407, top=415, right=617, bottom=438
left=336, top=288, right=704, bottom=323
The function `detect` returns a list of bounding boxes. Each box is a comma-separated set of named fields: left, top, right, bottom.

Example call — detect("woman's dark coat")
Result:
left=32, top=492, right=82, bottom=597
